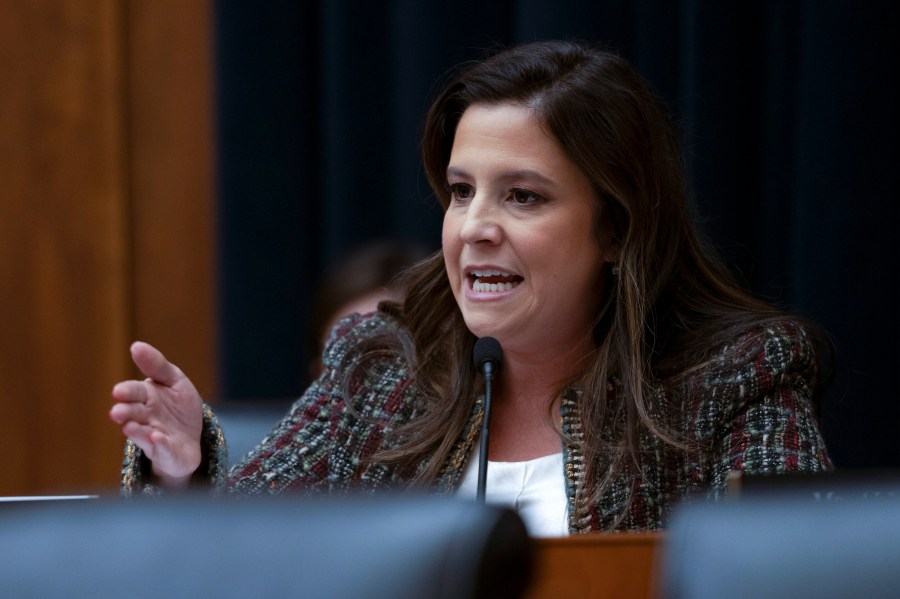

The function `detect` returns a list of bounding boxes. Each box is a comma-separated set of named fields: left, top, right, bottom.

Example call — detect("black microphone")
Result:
left=473, top=336, right=503, bottom=503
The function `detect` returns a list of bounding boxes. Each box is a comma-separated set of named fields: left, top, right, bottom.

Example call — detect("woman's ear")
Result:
left=600, top=236, right=620, bottom=266
left=595, top=196, right=621, bottom=266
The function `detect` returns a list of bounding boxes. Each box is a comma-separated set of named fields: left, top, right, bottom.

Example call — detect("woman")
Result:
left=110, top=40, right=831, bottom=534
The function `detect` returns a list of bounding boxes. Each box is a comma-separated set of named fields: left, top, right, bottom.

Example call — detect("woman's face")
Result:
left=442, top=103, right=609, bottom=357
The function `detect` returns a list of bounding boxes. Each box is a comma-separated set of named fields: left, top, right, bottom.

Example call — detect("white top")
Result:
left=456, top=450, right=569, bottom=537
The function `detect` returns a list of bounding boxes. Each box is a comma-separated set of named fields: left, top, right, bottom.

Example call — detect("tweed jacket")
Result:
left=121, top=312, right=831, bottom=532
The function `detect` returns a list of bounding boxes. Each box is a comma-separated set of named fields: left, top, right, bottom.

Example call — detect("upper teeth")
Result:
left=471, top=269, right=512, bottom=277
left=470, top=269, right=518, bottom=293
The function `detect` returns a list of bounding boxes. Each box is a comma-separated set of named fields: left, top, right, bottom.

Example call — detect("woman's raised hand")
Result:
left=109, top=342, right=204, bottom=489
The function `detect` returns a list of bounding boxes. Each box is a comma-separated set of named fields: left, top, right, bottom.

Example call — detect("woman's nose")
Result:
left=458, top=196, right=502, bottom=245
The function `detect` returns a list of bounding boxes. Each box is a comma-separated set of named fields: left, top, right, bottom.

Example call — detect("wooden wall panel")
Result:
left=0, top=0, right=130, bottom=495
left=0, top=0, right=215, bottom=495
left=127, top=2, right=217, bottom=400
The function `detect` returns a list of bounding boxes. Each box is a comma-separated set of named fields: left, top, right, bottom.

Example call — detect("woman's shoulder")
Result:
left=709, top=318, right=818, bottom=376
left=667, top=317, right=832, bottom=470
left=320, top=310, right=409, bottom=372
left=672, top=317, right=825, bottom=408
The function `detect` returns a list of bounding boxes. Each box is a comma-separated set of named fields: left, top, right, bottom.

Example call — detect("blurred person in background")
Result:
left=307, top=240, right=431, bottom=381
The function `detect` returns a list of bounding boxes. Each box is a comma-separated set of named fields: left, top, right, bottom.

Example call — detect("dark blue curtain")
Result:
left=214, top=1, right=900, bottom=468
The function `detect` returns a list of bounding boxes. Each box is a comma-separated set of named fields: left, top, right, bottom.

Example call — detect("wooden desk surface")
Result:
left=525, top=532, right=664, bottom=599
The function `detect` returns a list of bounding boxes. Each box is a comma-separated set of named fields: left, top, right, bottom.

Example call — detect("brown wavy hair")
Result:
left=354, top=40, right=830, bottom=518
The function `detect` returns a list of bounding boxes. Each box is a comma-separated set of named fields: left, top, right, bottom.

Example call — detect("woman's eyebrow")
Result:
left=497, top=169, right=556, bottom=187
left=445, top=166, right=470, bottom=180
left=446, top=166, right=556, bottom=187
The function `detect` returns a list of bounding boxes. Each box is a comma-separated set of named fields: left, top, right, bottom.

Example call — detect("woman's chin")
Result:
left=462, top=317, right=506, bottom=342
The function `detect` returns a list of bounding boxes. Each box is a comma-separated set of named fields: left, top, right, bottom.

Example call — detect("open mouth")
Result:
left=468, top=269, right=523, bottom=292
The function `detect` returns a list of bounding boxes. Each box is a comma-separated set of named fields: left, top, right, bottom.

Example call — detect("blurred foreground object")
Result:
left=0, top=495, right=531, bottom=599
left=662, top=473, right=900, bottom=598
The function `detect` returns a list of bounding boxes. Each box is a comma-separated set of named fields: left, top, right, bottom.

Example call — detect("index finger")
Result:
left=130, top=341, right=183, bottom=387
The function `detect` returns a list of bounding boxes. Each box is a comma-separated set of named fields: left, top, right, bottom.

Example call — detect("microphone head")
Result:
left=473, top=336, right=503, bottom=371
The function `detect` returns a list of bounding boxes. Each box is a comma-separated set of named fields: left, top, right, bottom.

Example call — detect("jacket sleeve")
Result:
left=224, top=372, right=345, bottom=495
left=117, top=312, right=412, bottom=497
left=226, top=312, right=416, bottom=495
left=119, top=404, right=228, bottom=496
left=690, top=322, right=832, bottom=495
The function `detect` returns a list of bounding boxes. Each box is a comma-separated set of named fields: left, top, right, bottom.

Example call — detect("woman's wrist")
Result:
left=150, top=453, right=202, bottom=490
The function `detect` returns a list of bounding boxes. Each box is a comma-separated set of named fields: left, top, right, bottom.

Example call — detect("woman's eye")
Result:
left=448, top=183, right=474, bottom=200
left=510, top=188, right=542, bottom=204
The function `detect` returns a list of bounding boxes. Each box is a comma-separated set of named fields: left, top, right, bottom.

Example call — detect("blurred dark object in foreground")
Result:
left=662, top=471, right=900, bottom=598
left=0, top=494, right=532, bottom=599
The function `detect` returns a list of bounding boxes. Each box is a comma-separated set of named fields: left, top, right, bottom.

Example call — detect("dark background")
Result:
left=213, top=1, right=899, bottom=469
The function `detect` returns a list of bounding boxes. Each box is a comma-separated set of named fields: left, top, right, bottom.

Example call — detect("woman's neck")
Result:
left=495, top=335, right=594, bottom=402
left=484, top=337, right=593, bottom=461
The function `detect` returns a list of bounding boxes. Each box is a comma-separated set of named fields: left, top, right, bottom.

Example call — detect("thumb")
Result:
left=130, top=341, right=183, bottom=387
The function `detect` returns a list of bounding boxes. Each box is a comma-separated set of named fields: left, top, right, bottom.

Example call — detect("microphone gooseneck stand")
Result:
left=472, top=336, right=503, bottom=503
